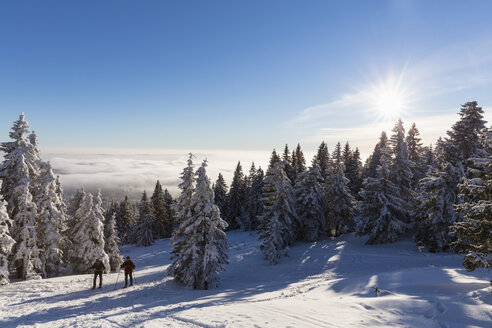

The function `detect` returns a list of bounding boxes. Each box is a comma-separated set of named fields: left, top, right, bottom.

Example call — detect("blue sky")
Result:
left=1, top=1, right=492, bottom=195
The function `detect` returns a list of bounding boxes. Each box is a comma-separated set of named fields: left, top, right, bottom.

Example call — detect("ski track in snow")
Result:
left=0, top=231, right=490, bottom=328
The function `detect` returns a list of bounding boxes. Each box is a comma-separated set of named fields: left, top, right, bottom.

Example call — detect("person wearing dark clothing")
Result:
left=120, top=256, right=136, bottom=288
left=91, top=259, right=106, bottom=289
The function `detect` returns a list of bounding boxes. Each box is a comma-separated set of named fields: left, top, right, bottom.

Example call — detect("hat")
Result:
left=126, top=256, right=130, bottom=259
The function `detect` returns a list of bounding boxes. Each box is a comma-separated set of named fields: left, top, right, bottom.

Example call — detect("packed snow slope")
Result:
left=1, top=231, right=490, bottom=328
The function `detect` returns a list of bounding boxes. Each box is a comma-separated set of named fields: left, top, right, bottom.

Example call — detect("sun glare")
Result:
left=367, top=73, right=412, bottom=122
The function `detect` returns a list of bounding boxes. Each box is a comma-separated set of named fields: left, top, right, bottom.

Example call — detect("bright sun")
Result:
left=368, top=75, right=411, bottom=121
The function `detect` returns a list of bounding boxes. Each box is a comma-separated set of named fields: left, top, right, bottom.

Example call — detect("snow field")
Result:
left=0, top=231, right=490, bottom=328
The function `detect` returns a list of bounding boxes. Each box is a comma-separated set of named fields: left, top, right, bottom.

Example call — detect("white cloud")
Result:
left=42, top=148, right=271, bottom=201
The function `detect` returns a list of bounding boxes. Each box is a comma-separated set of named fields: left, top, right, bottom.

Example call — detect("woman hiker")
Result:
left=91, top=258, right=106, bottom=289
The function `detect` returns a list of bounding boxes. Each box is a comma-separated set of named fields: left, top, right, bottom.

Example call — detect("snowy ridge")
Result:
left=1, top=231, right=490, bottom=328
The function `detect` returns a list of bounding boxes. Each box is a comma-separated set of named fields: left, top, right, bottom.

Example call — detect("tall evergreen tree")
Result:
left=118, top=196, right=136, bottom=244
left=151, top=180, right=169, bottom=238
left=68, top=191, right=109, bottom=274
left=36, top=162, right=65, bottom=277
left=364, top=132, right=388, bottom=178
left=105, top=213, right=122, bottom=271
left=168, top=153, right=196, bottom=280
left=163, top=188, right=174, bottom=233
left=293, top=143, right=307, bottom=178
left=406, top=122, right=426, bottom=186
left=226, top=162, right=245, bottom=230
left=415, top=163, right=461, bottom=252
left=325, top=142, right=355, bottom=236
left=358, top=135, right=408, bottom=244
left=294, top=160, right=325, bottom=241
left=259, top=161, right=297, bottom=264
left=244, top=163, right=265, bottom=231
left=452, top=128, right=492, bottom=271
left=444, top=101, right=487, bottom=166
left=213, top=173, right=228, bottom=219
left=389, top=119, right=414, bottom=223
left=282, top=144, right=296, bottom=183
left=0, top=188, right=15, bottom=285
left=315, top=141, right=331, bottom=179
left=137, top=191, right=154, bottom=247
left=269, top=149, right=280, bottom=168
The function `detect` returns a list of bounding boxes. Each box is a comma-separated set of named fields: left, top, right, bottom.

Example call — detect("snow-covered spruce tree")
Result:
left=325, top=142, right=355, bottom=236
left=389, top=119, right=414, bottom=223
left=358, top=133, right=408, bottom=245
left=452, top=127, right=492, bottom=271
left=282, top=144, right=296, bottom=184
left=444, top=101, right=487, bottom=166
left=364, top=131, right=388, bottom=179
left=69, top=191, right=109, bottom=273
left=294, top=159, right=325, bottom=241
left=0, top=189, right=15, bottom=285
left=118, top=196, right=137, bottom=244
left=415, top=162, right=461, bottom=252
left=163, top=188, right=174, bottom=232
left=213, top=173, right=228, bottom=219
left=293, top=143, right=307, bottom=180
left=36, top=162, right=66, bottom=277
left=151, top=180, right=169, bottom=238
left=0, top=113, right=40, bottom=216
left=137, top=214, right=154, bottom=247
left=315, top=141, right=331, bottom=180
left=105, top=213, right=122, bottom=271
left=259, top=161, right=297, bottom=264
left=136, top=191, right=154, bottom=247
left=245, top=164, right=265, bottom=231
left=406, top=122, right=426, bottom=187
left=187, top=160, right=229, bottom=289
left=226, top=161, right=245, bottom=230
left=167, top=153, right=195, bottom=281
left=269, top=149, right=280, bottom=168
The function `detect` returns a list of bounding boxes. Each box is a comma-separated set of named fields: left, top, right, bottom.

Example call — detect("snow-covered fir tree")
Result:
left=0, top=115, right=43, bottom=279
left=268, top=149, right=280, bottom=168
left=389, top=119, right=414, bottom=223
left=168, top=153, right=196, bottom=280
left=118, top=196, right=137, bottom=244
left=0, top=189, right=15, bottom=285
left=163, top=188, right=174, bottom=232
left=190, top=160, right=229, bottom=289
left=294, top=159, right=325, bottom=241
left=406, top=122, right=426, bottom=187
left=36, top=162, right=66, bottom=277
left=151, top=180, right=169, bottom=238
left=358, top=133, right=408, bottom=245
left=213, top=173, right=228, bottom=221
left=259, top=161, right=297, bottom=264
left=292, top=143, right=307, bottom=180
left=68, top=191, right=109, bottom=273
left=244, top=163, right=265, bottom=231
left=315, top=141, right=331, bottom=180
left=452, top=127, right=492, bottom=271
left=137, top=191, right=154, bottom=247
left=137, top=214, right=154, bottom=247
left=226, top=161, right=245, bottom=230
left=325, top=142, right=355, bottom=236
left=444, top=101, right=487, bottom=166
left=364, top=131, right=388, bottom=179
left=415, top=161, right=461, bottom=252
left=282, top=144, right=296, bottom=183
left=105, top=213, right=122, bottom=271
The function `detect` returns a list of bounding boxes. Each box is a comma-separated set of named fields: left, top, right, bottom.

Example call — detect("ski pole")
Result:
left=113, top=269, right=121, bottom=290
left=133, top=271, right=136, bottom=285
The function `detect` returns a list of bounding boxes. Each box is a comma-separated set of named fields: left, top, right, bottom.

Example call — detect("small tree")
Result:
left=105, top=213, right=122, bottom=271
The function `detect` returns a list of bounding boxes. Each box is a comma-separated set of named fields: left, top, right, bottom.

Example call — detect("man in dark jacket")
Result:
left=91, top=258, right=105, bottom=289
left=120, top=256, right=136, bottom=288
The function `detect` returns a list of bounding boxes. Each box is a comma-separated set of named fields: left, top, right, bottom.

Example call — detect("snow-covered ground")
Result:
left=1, top=231, right=490, bottom=328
